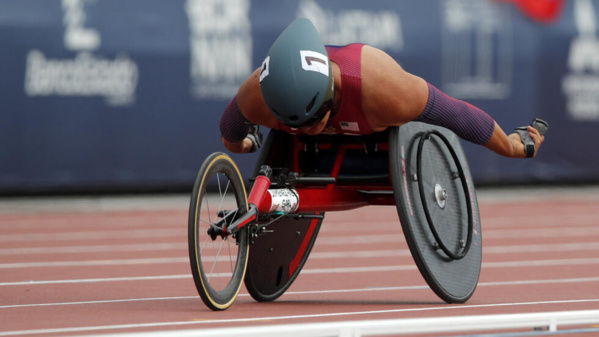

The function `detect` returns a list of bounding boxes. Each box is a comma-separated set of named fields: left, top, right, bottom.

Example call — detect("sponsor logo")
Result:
left=298, top=0, right=403, bottom=51
left=562, top=0, right=599, bottom=121
left=441, top=0, right=512, bottom=100
left=186, top=0, right=252, bottom=99
left=24, top=0, right=138, bottom=106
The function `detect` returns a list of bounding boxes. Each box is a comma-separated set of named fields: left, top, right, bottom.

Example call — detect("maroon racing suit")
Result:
left=221, top=44, right=495, bottom=145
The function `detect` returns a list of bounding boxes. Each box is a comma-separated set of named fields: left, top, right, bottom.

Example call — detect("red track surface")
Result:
left=1, top=187, right=599, bottom=336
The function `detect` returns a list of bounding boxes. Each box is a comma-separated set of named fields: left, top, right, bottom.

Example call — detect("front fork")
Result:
left=214, top=166, right=276, bottom=238
left=210, top=165, right=324, bottom=240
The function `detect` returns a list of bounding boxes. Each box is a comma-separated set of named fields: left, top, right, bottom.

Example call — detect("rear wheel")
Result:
left=389, top=124, right=482, bottom=304
left=188, top=152, right=249, bottom=310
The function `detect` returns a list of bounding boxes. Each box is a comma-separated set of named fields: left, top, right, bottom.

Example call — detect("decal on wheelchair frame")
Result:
left=300, top=50, right=329, bottom=77
left=268, top=189, right=299, bottom=213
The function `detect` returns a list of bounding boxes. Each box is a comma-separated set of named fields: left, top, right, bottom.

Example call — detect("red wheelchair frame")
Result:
left=189, top=125, right=481, bottom=311
left=247, top=133, right=394, bottom=215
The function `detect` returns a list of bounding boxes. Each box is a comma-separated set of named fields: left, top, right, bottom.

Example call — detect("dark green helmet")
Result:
left=259, top=18, right=335, bottom=128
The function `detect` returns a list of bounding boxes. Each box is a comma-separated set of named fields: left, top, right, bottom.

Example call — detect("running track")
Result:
left=1, top=187, right=599, bottom=336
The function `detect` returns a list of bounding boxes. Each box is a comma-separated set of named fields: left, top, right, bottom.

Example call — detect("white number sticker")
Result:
left=300, top=50, right=329, bottom=77
left=259, top=56, right=270, bottom=83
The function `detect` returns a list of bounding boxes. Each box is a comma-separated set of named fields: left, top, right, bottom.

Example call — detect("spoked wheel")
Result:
left=188, top=152, right=250, bottom=311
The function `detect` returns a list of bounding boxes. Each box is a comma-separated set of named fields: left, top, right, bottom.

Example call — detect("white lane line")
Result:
left=3, top=226, right=599, bottom=244
left=483, top=242, right=599, bottom=254
left=1, top=299, right=598, bottom=337
left=0, top=296, right=197, bottom=309
left=0, top=258, right=189, bottom=269
left=3, top=240, right=599, bottom=265
left=71, top=310, right=599, bottom=337
left=312, top=227, right=599, bottom=245
left=483, top=257, right=599, bottom=268
left=298, top=257, right=599, bottom=275
left=3, top=257, right=599, bottom=286
left=0, top=243, right=185, bottom=255
left=4, top=256, right=597, bottom=271
left=0, top=275, right=189, bottom=286
left=482, top=227, right=599, bottom=239
left=0, top=229, right=183, bottom=243
left=316, top=228, right=599, bottom=246
left=2, top=277, right=599, bottom=309
left=3, top=241, right=598, bottom=257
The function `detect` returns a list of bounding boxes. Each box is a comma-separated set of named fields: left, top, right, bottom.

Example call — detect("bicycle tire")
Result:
left=188, top=152, right=249, bottom=311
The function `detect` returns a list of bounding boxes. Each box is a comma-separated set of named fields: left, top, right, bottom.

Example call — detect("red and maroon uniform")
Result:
left=220, top=44, right=495, bottom=146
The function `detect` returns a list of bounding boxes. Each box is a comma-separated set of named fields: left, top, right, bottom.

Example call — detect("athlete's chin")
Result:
left=305, top=120, right=329, bottom=135
left=304, top=127, right=322, bottom=136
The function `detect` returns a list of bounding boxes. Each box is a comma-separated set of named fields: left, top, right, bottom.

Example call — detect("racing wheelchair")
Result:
left=188, top=122, right=483, bottom=311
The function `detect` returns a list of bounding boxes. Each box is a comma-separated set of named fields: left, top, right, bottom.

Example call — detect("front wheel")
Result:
left=188, top=152, right=249, bottom=311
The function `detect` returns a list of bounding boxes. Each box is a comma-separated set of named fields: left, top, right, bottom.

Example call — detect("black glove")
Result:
left=514, top=118, right=548, bottom=158
left=247, top=125, right=263, bottom=153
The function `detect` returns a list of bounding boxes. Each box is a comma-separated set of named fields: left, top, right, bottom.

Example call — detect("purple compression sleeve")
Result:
left=220, top=95, right=252, bottom=143
left=415, top=83, right=495, bottom=145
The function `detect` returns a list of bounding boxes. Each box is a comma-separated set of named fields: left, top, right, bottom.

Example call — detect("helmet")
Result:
left=259, top=18, right=335, bottom=128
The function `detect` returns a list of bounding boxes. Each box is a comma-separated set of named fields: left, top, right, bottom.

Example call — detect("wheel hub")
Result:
left=434, top=184, right=447, bottom=209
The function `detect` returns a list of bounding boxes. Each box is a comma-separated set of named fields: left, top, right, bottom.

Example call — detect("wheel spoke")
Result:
left=208, top=236, right=227, bottom=285
left=216, top=174, right=231, bottom=214
left=227, top=236, right=234, bottom=276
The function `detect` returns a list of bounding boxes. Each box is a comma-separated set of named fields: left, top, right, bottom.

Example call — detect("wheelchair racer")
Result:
left=219, top=18, right=545, bottom=159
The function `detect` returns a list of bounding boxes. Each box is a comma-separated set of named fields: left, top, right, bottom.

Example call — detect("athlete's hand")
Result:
left=527, top=125, right=545, bottom=157
left=247, top=125, right=263, bottom=153
left=514, top=119, right=548, bottom=158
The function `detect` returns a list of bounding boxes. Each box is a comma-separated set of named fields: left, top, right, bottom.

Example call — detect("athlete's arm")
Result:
left=416, top=83, right=546, bottom=158
left=220, top=94, right=253, bottom=153
left=220, top=68, right=276, bottom=154
left=362, top=46, right=544, bottom=158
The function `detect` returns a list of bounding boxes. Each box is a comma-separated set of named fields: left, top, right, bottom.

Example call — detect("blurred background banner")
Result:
left=1, top=0, right=598, bottom=194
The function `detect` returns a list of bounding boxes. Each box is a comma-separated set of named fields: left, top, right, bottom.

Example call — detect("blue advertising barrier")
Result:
left=1, top=0, right=598, bottom=194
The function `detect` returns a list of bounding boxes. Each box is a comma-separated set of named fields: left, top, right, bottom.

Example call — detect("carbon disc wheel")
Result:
left=389, top=123, right=482, bottom=303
